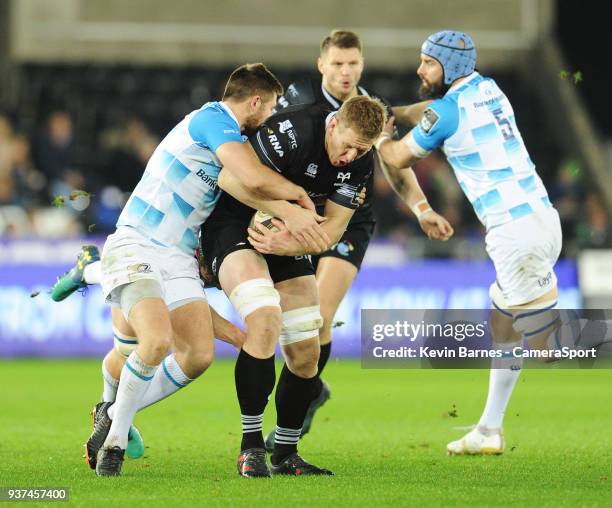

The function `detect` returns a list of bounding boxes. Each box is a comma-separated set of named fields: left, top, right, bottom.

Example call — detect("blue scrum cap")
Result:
left=421, top=30, right=477, bottom=85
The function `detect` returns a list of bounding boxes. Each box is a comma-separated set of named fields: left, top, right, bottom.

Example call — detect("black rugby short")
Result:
left=201, top=215, right=315, bottom=286
left=312, top=206, right=375, bottom=271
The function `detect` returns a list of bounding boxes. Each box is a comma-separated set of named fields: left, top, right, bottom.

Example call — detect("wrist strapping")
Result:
left=411, top=199, right=432, bottom=219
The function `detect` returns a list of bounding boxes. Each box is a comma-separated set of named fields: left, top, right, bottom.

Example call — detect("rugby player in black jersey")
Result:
left=202, top=96, right=386, bottom=477
left=268, top=30, right=453, bottom=448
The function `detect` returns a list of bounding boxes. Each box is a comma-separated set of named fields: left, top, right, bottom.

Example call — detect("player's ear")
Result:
left=317, top=57, right=324, bottom=75
left=327, top=115, right=339, bottom=134
left=250, top=96, right=261, bottom=110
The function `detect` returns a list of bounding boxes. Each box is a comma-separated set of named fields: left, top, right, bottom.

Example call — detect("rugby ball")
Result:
left=249, top=210, right=281, bottom=233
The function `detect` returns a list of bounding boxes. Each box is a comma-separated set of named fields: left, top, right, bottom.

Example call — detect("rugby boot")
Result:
left=96, top=446, right=125, bottom=477
left=85, top=402, right=113, bottom=469
left=270, top=453, right=334, bottom=476
left=237, top=448, right=271, bottom=478
left=126, top=425, right=145, bottom=459
left=51, top=245, right=99, bottom=301
left=447, top=425, right=504, bottom=455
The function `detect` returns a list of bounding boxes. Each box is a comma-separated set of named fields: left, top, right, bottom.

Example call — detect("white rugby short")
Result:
left=485, top=207, right=562, bottom=306
left=100, top=226, right=206, bottom=309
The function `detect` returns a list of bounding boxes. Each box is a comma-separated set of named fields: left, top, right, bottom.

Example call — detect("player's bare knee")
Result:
left=140, top=335, right=172, bottom=364
left=183, top=346, right=214, bottom=378
left=284, top=339, right=320, bottom=378
left=247, top=306, right=282, bottom=337
left=489, top=309, right=518, bottom=345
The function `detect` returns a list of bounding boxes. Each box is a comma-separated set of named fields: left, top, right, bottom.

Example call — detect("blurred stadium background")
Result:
left=1, top=3, right=611, bottom=506
left=0, top=0, right=611, bottom=356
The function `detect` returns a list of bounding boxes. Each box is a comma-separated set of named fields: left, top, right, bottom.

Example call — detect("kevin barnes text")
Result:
left=370, top=346, right=598, bottom=360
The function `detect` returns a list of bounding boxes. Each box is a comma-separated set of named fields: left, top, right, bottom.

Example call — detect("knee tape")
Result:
left=489, top=283, right=512, bottom=316
left=512, top=300, right=559, bottom=338
left=119, top=278, right=163, bottom=320
left=279, top=305, right=323, bottom=346
left=229, top=278, right=280, bottom=321
left=490, top=283, right=559, bottom=338
left=113, top=326, right=138, bottom=359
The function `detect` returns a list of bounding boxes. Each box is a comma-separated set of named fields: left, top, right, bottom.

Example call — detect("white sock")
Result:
left=101, top=355, right=119, bottom=402
left=103, top=351, right=158, bottom=449
left=478, top=368, right=521, bottom=430
left=83, top=260, right=102, bottom=285
left=478, top=340, right=523, bottom=430
left=108, top=354, right=192, bottom=419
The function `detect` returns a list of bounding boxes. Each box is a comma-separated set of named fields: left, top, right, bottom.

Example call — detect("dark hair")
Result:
left=320, top=30, right=362, bottom=54
left=222, top=63, right=284, bottom=101
left=336, top=96, right=387, bottom=141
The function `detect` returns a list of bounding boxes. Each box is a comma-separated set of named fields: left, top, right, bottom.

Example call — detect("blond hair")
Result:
left=336, top=96, right=387, bottom=141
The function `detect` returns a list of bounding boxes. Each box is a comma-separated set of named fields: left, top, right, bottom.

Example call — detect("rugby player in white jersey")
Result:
left=376, top=31, right=566, bottom=455
left=83, top=63, right=331, bottom=476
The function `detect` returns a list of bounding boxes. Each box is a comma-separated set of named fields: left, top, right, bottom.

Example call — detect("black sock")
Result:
left=312, top=342, right=332, bottom=398
left=234, top=349, right=275, bottom=451
left=271, top=364, right=318, bottom=465
left=318, top=342, right=332, bottom=376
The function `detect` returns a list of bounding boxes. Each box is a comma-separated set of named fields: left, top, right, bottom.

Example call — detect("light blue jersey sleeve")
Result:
left=411, top=97, right=460, bottom=152
left=188, top=107, right=243, bottom=153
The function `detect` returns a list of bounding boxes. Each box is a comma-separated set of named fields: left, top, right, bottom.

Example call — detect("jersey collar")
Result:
left=321, top=83, right=369, bottom=109
left=219, top=101, right=241, bottom=129
left=447, top=72, right=480, bottom=93
left=321, top=84, right=341, bottom=109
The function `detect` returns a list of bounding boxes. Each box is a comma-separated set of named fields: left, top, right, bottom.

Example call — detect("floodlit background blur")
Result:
left=0, top=0, right=610, bottom=356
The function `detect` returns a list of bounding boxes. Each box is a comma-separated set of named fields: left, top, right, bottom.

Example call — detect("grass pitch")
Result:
left=0, top=359, right=610, bottom=507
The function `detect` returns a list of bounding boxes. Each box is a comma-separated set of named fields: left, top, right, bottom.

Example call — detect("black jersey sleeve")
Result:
left=328, top=152, right=374, bottom=209
left=250, top=113, right=303, bottom=173
left=276, top=78, right=317, bottom=111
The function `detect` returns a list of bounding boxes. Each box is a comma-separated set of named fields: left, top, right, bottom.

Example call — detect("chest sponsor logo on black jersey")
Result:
left=287, top=84, right=298, bottom=97
left=278, top=120, right=298, bottom=149
left=336, top=172, right=351, bottom=183
left=336, top=185, right=359, bottom=205
left=305, top=163, right=318, bottom=178
left=278, top=120, right=293, bottom=133
left=266, top=128, right=284, bottom=157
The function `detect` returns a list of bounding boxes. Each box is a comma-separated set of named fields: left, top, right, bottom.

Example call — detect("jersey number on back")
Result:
left=491, top=107, right=516, bottom=141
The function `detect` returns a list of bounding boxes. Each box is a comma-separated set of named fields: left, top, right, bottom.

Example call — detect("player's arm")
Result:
left=216, top=141, right=315, bottom=211
left=376, top=126, right=427, bottom=169
left=376, top=155, right=453, bottom=241
left=218, top=169, right=330, bottom=252
left=189, top=106, right=315, bottom=211
left=391, top=100, right=433, bottom=127
left=377, top=101, right=458, bottom=169
left=247, top=199, right=354, bottom=257
left=247, top=155, right=369, bottom=256
left=210, top=306, right=245, bottom=349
